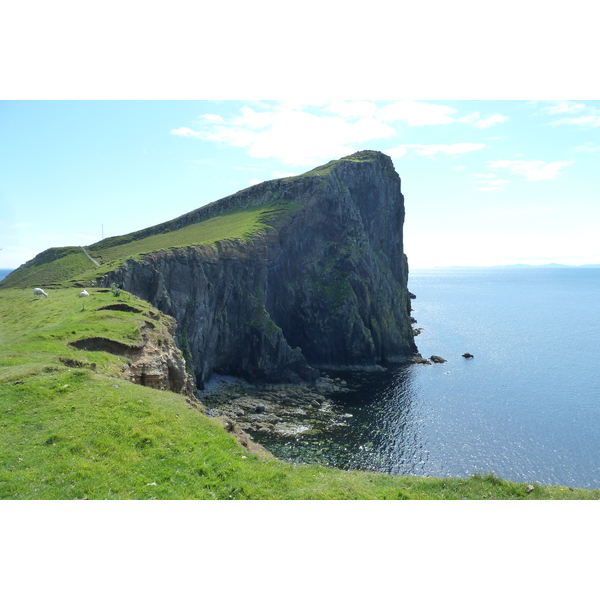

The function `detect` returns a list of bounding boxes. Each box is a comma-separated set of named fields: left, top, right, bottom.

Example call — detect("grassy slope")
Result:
left=1, top=288, right=598, bottom=500
left=87, top=204, right=294, bottom=264
left=0, top=203, right=296, bottom=290
left=1, top=246, right=95, bottom=290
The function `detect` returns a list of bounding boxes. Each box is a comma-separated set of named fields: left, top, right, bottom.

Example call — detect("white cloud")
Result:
left=248, top=178, right=263, bottom=185
left=545, top=102, right=600, bottom=127
left=324, top=100, right=378, bottom=119
left=459, top=112, right=508, bottom=128
left=474, top=114, right=508, bottom=128
left=171, top=101, right=505, bottom=166
left=572, top=142, right=600, bottom=152
left=200, top=113, right=224, bottom=123
left=390, top=143, right=486, bottom=157
left=379, top=100, right=457, bottom=126
left=550, top=115, right=600, bottom=128
left=172, top=104, right=396, bottom=166
left=171, top=127, right=200, bottom=138
left=387, top=146, right=408, bottom=158
left=542, top=101, right=587, bottom=114
left=488, top=159, right=573, bottom=180
left=471, top=172, right=510, bottom=191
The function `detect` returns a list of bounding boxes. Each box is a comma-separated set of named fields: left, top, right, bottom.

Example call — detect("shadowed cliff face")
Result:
left=100, top=151, right=417, bottom=387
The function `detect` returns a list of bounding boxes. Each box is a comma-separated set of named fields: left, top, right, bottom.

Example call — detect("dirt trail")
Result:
left=81, top=246, right=100, bottom=267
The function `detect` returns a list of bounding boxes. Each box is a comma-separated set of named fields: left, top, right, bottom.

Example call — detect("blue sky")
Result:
left=1, top=99, right=599, bottom=269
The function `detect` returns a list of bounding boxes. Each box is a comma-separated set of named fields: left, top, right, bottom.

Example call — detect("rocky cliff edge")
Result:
left=100, top=151, right=418, bottom=387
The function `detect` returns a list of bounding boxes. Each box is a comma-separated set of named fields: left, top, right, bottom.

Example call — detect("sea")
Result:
left=0, top=269, right=12, bottom=282
left=252, top=266, right=600, bottom=489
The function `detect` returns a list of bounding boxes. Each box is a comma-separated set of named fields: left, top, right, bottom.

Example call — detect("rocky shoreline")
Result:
left=198, top=353, right=454, bottom=445
left=198, top=374, right=354, bottom=439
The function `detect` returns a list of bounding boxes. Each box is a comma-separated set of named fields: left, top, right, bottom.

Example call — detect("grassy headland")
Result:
left=1, top=287, right=598, bottom=499
left=0, top=202, right=297, bottom=291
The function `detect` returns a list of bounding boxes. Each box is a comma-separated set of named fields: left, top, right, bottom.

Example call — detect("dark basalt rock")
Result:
left=430, top=355, right=447, bottom=364
left=462, top=352, right=474, bottom=359
left=411, top=355, right=431, bottom=365
left=100, top=151, right=418, bottom=387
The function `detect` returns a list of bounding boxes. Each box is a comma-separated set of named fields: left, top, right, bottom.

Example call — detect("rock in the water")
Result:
left=411, top=355, right=432, bottom=365
left=462, top=352, right=474, bottom=359
left=430, top=355, right=447, bottom=364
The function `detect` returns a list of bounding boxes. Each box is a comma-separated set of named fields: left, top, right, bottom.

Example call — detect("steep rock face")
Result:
left=100, top=151, right=417, bottom=387
left=103, top=241, right=316, bottom=386
left=68, top=306, right=196, bottom=397
left=125, top=318, right=197, bottom=397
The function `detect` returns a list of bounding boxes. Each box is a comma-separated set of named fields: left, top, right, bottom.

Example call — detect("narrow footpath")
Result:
left=80, top=246, right=100, bottom=267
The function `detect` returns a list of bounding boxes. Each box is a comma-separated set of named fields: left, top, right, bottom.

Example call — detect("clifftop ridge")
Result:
left=3, top=151, right=417, bottom=386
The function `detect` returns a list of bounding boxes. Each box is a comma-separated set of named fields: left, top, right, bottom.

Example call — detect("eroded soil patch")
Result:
left=95, top=303, right=142, bottom=313
left=69, top=337, right=142, bottom=355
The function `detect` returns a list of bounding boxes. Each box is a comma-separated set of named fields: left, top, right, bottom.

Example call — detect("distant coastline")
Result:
left=412, top=263, right=600, bottom=269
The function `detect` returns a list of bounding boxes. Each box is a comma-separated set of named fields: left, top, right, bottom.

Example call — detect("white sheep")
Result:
left=33, top=287, right=48, bottom=299
left=79, top=290, right=90, bottom=297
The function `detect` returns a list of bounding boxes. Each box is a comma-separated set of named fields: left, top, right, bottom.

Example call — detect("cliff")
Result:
left=98, top=150, right=417, bottom=387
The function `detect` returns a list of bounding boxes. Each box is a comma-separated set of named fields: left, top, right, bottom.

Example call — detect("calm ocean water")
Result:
left=254, top=266, right=600, bottom=489
left=0, top=269, right=12, bottom=282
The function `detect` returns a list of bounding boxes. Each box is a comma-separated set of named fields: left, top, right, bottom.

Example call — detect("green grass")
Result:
left=87, top=203, right=294, bottom=265
left=0, top=288, right=157, bottom=377
left=0, top=202, right=299, bottom=291
left=0, top=246, right=95, bottom=290
left=1, top=286, right=598, bottom=499
left=295, top=150, right=388, bottom=179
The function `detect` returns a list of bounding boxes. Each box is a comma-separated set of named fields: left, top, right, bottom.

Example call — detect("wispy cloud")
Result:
left=172, top=105, right=395, bottom=166
left=572, top=142, right=600, bottom=152
left=170, top=101, right=506, bottom=166
left=541, top=101, right=587, bottom=115
left=389, top=143, right=486, bottom=157
left=171, top=127, right=200, bottom=138
left=551, top=115, right=600, bottom=127
left=471, top=173, right=511, bottom=192
left=488, top=159, right=573, bottom=180
left=543, top=101, right=600, bottom=127
left=377, top=101, right=458, bottom=126
left=459, top=113, right=509, bottom=128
